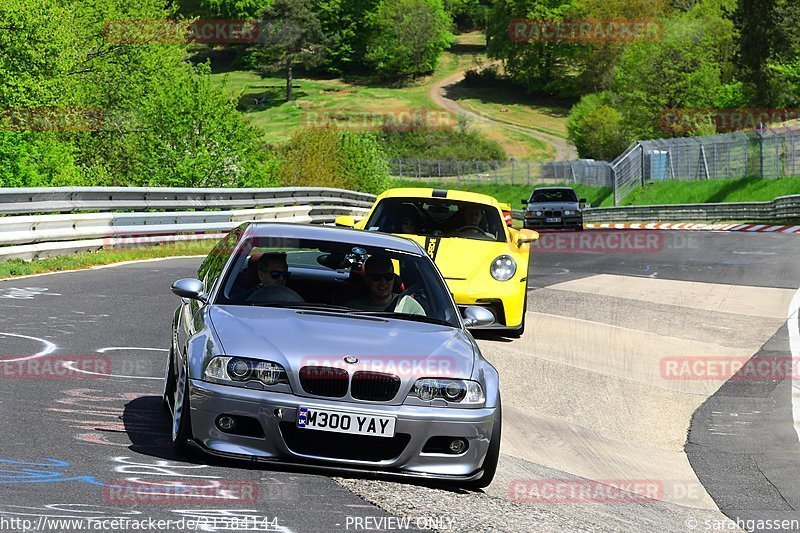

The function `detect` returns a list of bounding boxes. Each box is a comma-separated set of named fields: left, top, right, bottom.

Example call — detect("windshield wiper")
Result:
left=248, top=303, right=359, bottom=312
left=351, top=311, right=453, bottom=327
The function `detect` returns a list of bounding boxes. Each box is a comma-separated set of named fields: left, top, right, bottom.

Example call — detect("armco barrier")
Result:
left=582, top=194, right=800, bottom=223
left=0, top=187, right=375, bottom=262
left=512, top=195, right=800, bottom=224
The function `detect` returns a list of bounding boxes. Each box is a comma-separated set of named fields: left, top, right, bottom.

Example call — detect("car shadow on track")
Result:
left=122, top=396, right=483, bottom=494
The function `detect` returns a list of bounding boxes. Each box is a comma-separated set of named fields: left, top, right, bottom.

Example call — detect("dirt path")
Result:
left=429, top=69, right=578, bottom=161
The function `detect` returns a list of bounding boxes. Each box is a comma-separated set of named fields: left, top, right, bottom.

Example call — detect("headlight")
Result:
left=410, top=378, right=485, bottom=405
left=563, top=209, right=573, bottom=215
left=490, top=255, right=516, bottom=281
left=534, top=210, right=543, bottom=216
left=204, top=356, right=288, bottom=386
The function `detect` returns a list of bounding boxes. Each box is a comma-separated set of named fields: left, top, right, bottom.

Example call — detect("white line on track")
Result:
left=0, top=332, right=57, bottom=362
left=61, top=361, right=161, bottom=380
left=790, top=286, right=800, bottom=443
left=97, top=347, right=168, bottom=353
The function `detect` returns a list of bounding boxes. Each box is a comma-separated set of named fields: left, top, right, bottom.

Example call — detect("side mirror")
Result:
left=521, top=199, right=528, bottom=205
left=335, top=215, right=355, bottom=228
left=516, top=229, right=540, bottom=247
left=462, top=306, right=495, bottom=328
left=579, top=198, right=587, bottom=204
left=171, top=278, right=206, bottom=302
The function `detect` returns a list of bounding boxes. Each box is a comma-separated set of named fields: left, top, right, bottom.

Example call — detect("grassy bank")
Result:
left=621, top=176, right=800, bottom=205
left=0, top=241, right=215, bottom=280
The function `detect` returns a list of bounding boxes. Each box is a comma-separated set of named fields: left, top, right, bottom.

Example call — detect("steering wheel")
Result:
left=392, top=283, right=430, bottom=314
left=457, top=225, right=493, bottom=238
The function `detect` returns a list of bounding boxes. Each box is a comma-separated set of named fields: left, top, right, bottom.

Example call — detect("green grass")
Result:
left=206, top=33, right=552, bottom=158
left=387, top=179, right=613, bottom=209
left=447, top=84, right=571, bottom=139
left=0, top=241, right=214, bottom=279
left=621, top=176, right=800, bottom=206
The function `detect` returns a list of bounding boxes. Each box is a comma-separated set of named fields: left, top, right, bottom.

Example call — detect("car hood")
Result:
left=208, top=305, right=475, bottom=379
left=401, top=235, right=509, bottom=280
left=526, top=201, right=580, bottom=212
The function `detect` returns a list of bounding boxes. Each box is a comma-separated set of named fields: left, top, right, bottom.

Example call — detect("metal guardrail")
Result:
left=511, top=195, right=800, bottom=224
left=583, top=195, right=800, bottom=224
left=0, top=187, right=375, bottom=262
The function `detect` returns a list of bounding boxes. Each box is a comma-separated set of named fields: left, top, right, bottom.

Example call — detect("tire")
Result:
left=162, top=347, right=176, bottom=412
left=171, top=363, right=193, bottom=456
left=462, top=399, right=502, bottom=490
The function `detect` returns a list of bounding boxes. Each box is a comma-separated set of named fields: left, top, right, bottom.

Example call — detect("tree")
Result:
left=365, top=0, right=453, bottom=80
left=486, top=0, right=582, bottom=96
left=612, top=7, right=735, bottom=139
left=0, top=0, right=275, bottom=187
left=256, top=0, right=327, bottom=101
left=278, top=125, right=389, bottom=194
left=567, top=92, right=632, bottom=159
left=732, top=0, right=775, bottom=106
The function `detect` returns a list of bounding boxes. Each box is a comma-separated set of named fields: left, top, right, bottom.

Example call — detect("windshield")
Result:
left=364, top=198, right=506, bottom=242
left=531, top=189, right=578, bottom=203
left=213, top=236, right=460, bottom=327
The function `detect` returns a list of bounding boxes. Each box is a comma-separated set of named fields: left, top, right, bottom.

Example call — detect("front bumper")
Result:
left=188, top=380, right=496, bottom=479
left=445, top=278, right=526, bottom=329
left=524, top=216, right=583, bottom=230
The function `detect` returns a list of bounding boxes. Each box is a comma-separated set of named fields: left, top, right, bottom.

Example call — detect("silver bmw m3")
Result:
left=164, top=222, right=502, bottom=488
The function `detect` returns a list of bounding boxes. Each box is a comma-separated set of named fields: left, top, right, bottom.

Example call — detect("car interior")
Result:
left=365, top=198, right=506, bottom=242
left=214, top=239, right=454, bottom=323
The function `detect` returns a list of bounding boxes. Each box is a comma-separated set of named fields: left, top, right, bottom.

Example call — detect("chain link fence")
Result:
left=390, top=124, right=800, bottom=204
left=609, top=125, right=800, bottom=204
left=389, top=158, right=614, bottom=187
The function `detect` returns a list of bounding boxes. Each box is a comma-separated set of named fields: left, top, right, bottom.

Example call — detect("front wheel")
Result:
left=171, top=363, right=193, bottom=455
left=462, top=399, right=502, bottom=490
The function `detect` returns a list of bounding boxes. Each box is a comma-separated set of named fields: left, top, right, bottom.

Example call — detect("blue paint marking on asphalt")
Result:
left=0, top=458, right=109, bottom=487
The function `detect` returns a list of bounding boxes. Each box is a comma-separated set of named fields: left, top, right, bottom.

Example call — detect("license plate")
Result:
left=545, top=217, right=561, bottom=223
left=296, top=407, right=396, bottom=438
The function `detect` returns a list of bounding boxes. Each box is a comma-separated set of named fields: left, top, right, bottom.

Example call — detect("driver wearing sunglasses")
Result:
left=346, top=255, right=425, bottom=315
left=246, top=252, right=304, bottom=303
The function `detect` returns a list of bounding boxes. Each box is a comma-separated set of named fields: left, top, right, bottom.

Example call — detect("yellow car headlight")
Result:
left=490, top=255, right=516, bottom=281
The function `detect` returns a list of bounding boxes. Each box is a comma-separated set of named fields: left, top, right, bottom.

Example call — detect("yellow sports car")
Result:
left=336, top=188, right=538, bottom=336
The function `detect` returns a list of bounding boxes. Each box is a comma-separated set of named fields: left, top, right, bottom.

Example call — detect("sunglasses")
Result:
left=264, top=270, right=290, bottom=280
left=367, top=273, right=394, bottom=282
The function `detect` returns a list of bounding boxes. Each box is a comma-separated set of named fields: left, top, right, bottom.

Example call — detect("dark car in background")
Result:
left=522, top=187, right=586, bottom=231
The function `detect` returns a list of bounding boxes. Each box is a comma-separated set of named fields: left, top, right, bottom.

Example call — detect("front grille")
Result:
left=351, top=371, right=401, bottom=401
left=279, top=422, right=410, bottom=461
left=544, top=210, right=562, bottom=217
left=299, top=366, right=348, bottom=397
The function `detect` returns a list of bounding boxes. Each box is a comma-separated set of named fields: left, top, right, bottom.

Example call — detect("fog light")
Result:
left=217, top=415, right=236, bottom=431
left=449, top=438, right=467, bottom=454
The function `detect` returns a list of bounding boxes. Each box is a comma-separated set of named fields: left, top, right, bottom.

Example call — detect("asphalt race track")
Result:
left=1, top=230, right=798, bottom=532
